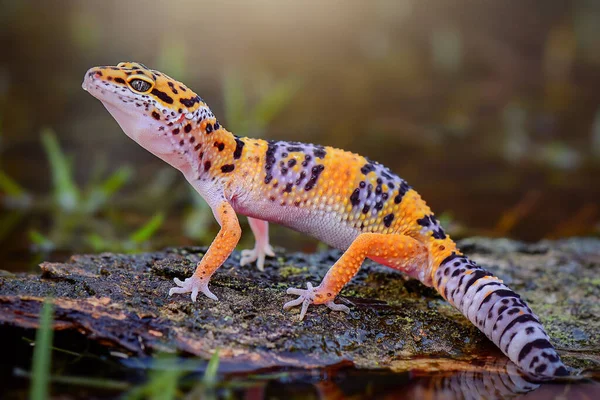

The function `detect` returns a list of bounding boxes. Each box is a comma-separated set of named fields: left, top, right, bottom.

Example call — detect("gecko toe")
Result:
left=173, top=277, right=185, bottom=287
left=299, top=299, right=311, bottom=320
left=168, top=287, right=187, bottom=296
left=191, top=287, right=199, bottom=302
left=239, top=245, right=274, bottom=271
left=283, top=282, right=349, bottom=319
left=169, top=275, right=217, bottom=302
left=286, top=288, right=307, bottom=296
left=325, top=301, right=350, bottom=314
left=265, top=245, right=275, bottom=257
left=256, top=253, right=266, bottom=271
left=201, top=285, right=219, bottom=301
left=283, top=296, right=305, bottom=310
left=283, top=282, right=319, bottom=319
left=239, top=249, right=254, bottom=267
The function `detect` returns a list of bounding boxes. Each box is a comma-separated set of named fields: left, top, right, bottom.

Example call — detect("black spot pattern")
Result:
left=314, top=146, right=326, bottom=159
left=347, top=161, right=408, bottom=219
left=383, top=213, right=394, bottom=227
left=233, top=138, right=245, bottom=159
left=417, top=214, right=446, bottom=240
left=264, top=141, right=277, bottom=184
left=262, top=140, right=328, bottom=193
left=214, top=142, right=225, bottom=151
left=221, top=164, right=235, bottom=173
left=434, top=254, right=567, bottom=378
left=360, top=163, right=375, bottom=175
left=395, top=181, right=411, bottom=202
left=150, top=88, right=174, bottom=104
left=180, top=95, right=202, bottom=108
left=305, top=164, right=325, bottom=191
left=167, top=81, right=178, bottom=94
left=350, top=189, right=360, bottom=206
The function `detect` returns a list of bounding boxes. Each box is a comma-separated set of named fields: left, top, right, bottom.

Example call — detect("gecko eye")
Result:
left=128, top=78, right=152, bottom=93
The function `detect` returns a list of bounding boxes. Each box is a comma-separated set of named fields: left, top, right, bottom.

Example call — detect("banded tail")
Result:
left=433, top=252, right=569, bottom=378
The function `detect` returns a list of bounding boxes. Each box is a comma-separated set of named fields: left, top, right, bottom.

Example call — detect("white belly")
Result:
left=232, top=198, right=360, bottom=250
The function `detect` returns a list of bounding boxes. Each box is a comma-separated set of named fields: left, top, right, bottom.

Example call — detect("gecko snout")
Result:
left=82, top=68, right=102, bottom=91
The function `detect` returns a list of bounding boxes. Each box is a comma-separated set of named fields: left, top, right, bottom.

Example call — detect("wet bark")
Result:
left=0, top=238, right=598, bottom=373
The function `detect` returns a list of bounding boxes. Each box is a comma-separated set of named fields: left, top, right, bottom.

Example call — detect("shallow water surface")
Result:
left=4, top=329, right=599, bottom=400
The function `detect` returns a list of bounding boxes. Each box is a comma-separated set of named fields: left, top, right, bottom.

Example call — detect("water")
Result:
left=3, top=326, right=599, bottom=399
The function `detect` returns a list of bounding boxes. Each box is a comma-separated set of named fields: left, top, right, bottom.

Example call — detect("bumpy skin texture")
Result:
left=82, top=62, right=568, bottom=379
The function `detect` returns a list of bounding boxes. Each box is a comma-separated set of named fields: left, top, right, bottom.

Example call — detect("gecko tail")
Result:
left=433, top=252, right=569, bottom=379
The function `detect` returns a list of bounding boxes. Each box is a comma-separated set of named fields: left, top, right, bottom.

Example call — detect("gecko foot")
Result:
left=283, top=282, right=350, bottom=320
left=239, top=244, right=275, bottom=271
left=168, top=275, right=218, bottom=302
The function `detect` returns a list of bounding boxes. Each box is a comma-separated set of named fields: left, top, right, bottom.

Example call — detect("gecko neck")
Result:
left=179, top=110, right=238, bottom=181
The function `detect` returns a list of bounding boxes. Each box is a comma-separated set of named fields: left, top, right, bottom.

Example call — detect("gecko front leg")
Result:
left=240, top=217, right=275, bottom=271
left=169, top=201, right=241, bottom=301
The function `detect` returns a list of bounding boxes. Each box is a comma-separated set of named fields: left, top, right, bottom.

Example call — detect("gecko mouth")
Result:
left=82, top=69, right=139, bottom=106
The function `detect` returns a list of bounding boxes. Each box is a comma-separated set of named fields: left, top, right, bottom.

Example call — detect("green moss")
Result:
left=278, top=265, right=308, bottom=279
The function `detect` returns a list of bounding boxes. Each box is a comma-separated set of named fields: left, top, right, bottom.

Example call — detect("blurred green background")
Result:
left=1, top=0, right=599, bottom=271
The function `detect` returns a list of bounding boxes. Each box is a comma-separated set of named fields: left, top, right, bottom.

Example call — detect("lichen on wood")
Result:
left=0, top=238, right=598, bottom=373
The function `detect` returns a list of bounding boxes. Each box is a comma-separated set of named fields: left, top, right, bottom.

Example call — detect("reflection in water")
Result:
left=85, top=353, right=598, bottom=399
left=405, top=361, right=540, bottom=400
left=309, top=359, right=546, bottom=400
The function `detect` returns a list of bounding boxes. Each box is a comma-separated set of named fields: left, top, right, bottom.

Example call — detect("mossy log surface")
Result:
left=0, top=238, right=598, bottom=373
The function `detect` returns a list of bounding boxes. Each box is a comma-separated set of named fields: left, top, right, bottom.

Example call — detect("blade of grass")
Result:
left=29, top=230, right=55, bottom=252
left=124, top=355, right=183, bottom=400
left=0, top=169, right=27, bottom=196
left=0, top=211, right=24, bottom=243
left=84, top=166, right=133, bottom=212
left=41, top=128, right=79, bottom=212
left=98, top=166, right=133, bottom=197
left=129, top=213, right=164, bottom=244
left=203, top=349, right=220, bottom=387
left=198, top=350, right=220, bottom=400
left=16, top=368, right=131, bottom=391
left=30, top=299, right=54, bottom=400
left=85, top=232, right=109, bottom=252
left=151, top=367, right=180, bottom=400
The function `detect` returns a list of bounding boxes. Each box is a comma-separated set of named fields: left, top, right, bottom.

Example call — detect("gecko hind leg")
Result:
left=284, top=233, right=427, bottom=320
left=240, top=217, right=275, bottom=271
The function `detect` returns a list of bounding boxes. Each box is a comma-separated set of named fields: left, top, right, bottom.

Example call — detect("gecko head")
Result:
left=82, top=62, right=212, bottom=161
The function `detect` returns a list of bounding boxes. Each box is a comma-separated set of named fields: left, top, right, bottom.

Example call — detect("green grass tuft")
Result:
left=41, top=128, right=80, bottom=212
left=30, top=299, right=54, bottom=400
left=202, top=349, right=220, bottom=387
left=129, top=213, right=165, bottom=244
